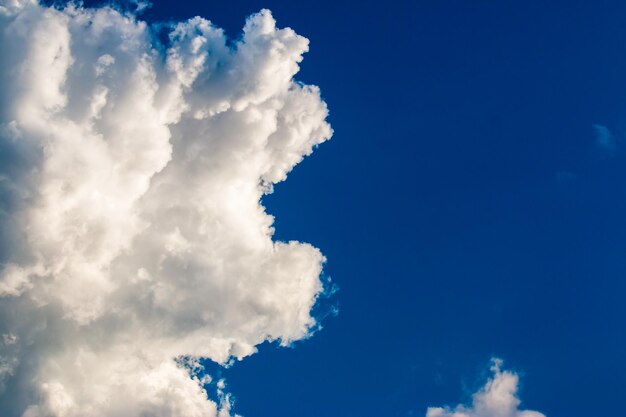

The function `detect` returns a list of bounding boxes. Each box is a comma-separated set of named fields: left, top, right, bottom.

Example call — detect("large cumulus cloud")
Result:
left=0, top=1, right=332, bottom=416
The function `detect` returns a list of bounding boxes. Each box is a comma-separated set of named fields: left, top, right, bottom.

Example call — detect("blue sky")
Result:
left=131, top=1, right=626, bottom=416
left=2, top=0, right=626, bottom=416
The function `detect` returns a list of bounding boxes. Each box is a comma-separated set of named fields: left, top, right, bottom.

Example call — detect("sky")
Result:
left=1, top=1, right=626, bottom=417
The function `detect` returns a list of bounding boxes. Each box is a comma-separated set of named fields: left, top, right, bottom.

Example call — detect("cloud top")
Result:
left=0, top=1, right=332, bottom=416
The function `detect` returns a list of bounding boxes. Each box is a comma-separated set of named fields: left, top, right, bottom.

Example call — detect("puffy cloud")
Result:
left=0, top=1, right=332, bottom=416
left=426, top=359, right=545, bottom=417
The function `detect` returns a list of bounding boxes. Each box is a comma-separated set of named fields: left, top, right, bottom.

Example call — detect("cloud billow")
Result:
left=0, top=1, right=332, bottom=416
left=426, top=359, right=545, bottom=417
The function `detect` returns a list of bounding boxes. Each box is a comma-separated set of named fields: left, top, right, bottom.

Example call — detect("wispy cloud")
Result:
left=0, top=1, right=332, bottom=416
left=593, top=124, right=617, bottom=155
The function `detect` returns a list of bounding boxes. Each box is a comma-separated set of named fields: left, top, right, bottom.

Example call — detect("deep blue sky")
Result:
left=98, top=1, right=626, bottom=416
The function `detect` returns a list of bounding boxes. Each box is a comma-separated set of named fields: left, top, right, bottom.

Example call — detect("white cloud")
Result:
left=0, top=1, right=332, bottom=416
left=426, top=359, right=545, bottom=417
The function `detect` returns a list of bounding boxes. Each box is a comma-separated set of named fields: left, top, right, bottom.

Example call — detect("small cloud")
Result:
left=425, top=359, right=545, bottom=417
left=593, top=124, right=617, bottom=155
